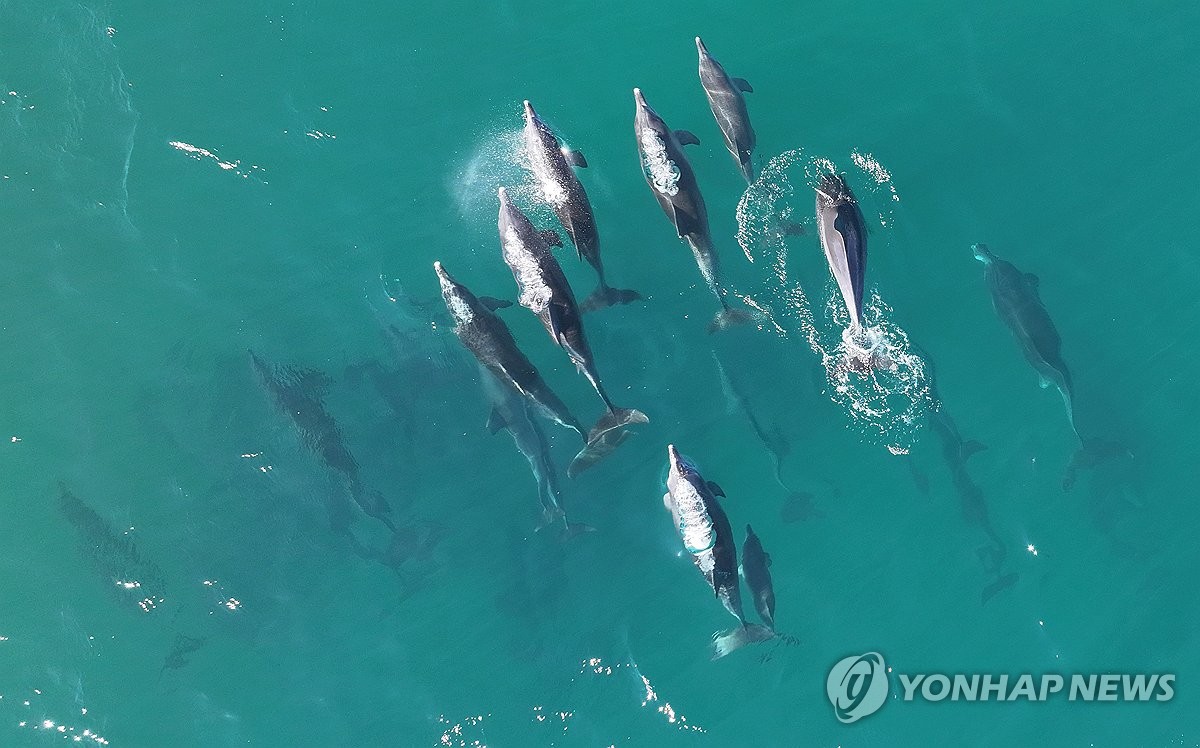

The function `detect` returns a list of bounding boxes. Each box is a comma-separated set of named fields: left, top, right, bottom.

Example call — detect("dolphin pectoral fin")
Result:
left=540, top=229, right=564, bottom=248
left=561, top=148, right=588, bottom=168
left=764, top=552, right=773, bottom=567
left=732, top=77, right=754, bottom=93
left=707, top=481, right=726, bottom=498
left=1024, top=272, right=1040, bottom=291
left=486, top=408, right=507, bottom=434
left=674, top=129, right=701, bottom=146
left=479, top=296, right=513, bottom=311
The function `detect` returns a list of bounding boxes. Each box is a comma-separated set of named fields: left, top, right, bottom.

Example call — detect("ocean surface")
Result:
left=2, top=1, right=1198, bottom=745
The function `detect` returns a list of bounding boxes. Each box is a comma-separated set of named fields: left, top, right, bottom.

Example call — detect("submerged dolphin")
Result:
left=663, top=445, right=773, bottom=658
left=695, top=37, right=756, bottom=183
left=815, top=174, right=868, bottom=332
left=520, top=100, right=640, bottom=310
left=479, top=365, right=594, bottom=538
left=497, top=187, right=648, bottom=443
left=633, top=88, right=753, bottom=333
left=250, top=350, right=396, bottom=533
left=434, top=261, right=588, bottom=442
left=740, top=524, right=776, bottom=630
left=972, top=243, right=1076, bottom=436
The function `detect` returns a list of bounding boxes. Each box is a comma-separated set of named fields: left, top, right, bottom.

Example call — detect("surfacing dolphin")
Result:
left=663, top=445, right=774, bottom=658
left=815, top=173, right=868, bottom=333
left=521, top=100, right=640, bottom=311
left=972, top=243, right=1077, bottom=437
left=434, top=261, right=586, bottom=441
left=695, top=37, right=756, bottom=183
left=479, top=365, right=594, bottom=539
left=633, top=87, right=754, bottom=333
left=497, top=187, right=648, bottom=443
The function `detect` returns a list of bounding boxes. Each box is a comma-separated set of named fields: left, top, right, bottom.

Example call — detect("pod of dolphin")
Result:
left=430, top=35, right=1109, bottom=660
left=53, top=38, right=1106, bottom=668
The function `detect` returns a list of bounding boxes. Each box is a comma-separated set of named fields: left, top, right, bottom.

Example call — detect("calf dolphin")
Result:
left=497, top=187, right=648, bottom=442
left=740, top=524, right=776, bottom=630
left=521, top=100, right=640, bottom=310
left=434, top=261, right=588, bottom=441
left=972, top=243, right=1077, bottom=436
left=633, top=88, right=753, bottom=332
left=695, top=37, right=756, bottom=183
left=479, top=365, right=593, bottom=538
left=815, top=173, right=868, bottom=332
left=663, top=445, right=773, bottom=658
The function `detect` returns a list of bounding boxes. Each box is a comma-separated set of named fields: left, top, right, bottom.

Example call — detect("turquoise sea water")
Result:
left=2, top=1, right=1199, bottom=745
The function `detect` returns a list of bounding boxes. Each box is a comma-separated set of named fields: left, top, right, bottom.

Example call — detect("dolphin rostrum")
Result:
left=497, top=187, right=648, bottom=443
left=815, top=173, right=868, bottom=332
left=663, top=445, right=774, bottom=658
left=521, top=100, right=640, bottom=311
left=633, top=87, right=754, bottom=333
left=972, top=243, right=1077, bottom=436
left=695, top=37, right=756, bottom=183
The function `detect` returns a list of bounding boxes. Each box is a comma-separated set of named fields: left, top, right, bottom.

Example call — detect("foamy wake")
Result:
left=733, top=148, right=933, bottom=453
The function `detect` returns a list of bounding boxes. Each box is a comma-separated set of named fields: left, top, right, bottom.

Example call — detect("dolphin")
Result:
left=663, top=445, right=774, bottom=658
left=972, top=243, right=1076, bottom=436
left=434, top=261, right=589, bottom=443
left=58, top=483, right=168, bottom=615
left=479, top=365, right=594, bottom=538
left=521, top=100, right=640, bottom=311
left=740, top=524, right=776, bottom=630
left=497, top=187, right=648, bottom=443
left=815, top=173, right=868, bottom=332
left=712, top=351, right=792, bottom=493
left=249, top=350, right=397, bottom=533
left=633, top=87, right=753, bottom=332
left=695, top=37, right=756, bottom=183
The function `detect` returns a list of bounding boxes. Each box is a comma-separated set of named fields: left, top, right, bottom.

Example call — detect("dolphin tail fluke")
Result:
left=587, top=408, right=649, bottom=444
left=707, top=307, right=755, bottom=334
left=581, top=285, right=642, bottom=312
left=710, top=624, right=774, bottom=660
left=960, top=440, right=987, bottom=462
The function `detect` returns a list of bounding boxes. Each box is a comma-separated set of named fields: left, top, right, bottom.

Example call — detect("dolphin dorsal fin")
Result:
left=547, top=300, right=567, bottom=342
left=707, top=481, right=726, bottom=498
left=561, top=148, right=588, bottom=168
left=733, top=77, right=754, bottom=93
left=540, top=229, right=564, bottom=248
left=1024, top=272, right=1040, bottom=290
left=486, top=407, right=507, bottom=434
left=764, top=552, right=773, bottom=568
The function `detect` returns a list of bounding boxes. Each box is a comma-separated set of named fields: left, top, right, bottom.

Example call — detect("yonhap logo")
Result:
left=827, top=652, right=889, bottom=723
left=825, top=650, right=1176, bottom=724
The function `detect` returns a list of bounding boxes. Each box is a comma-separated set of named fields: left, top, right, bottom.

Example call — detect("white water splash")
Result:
left=734, top=148, right=933, bottom=453
left=168, top=140, right=267, bottom=182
